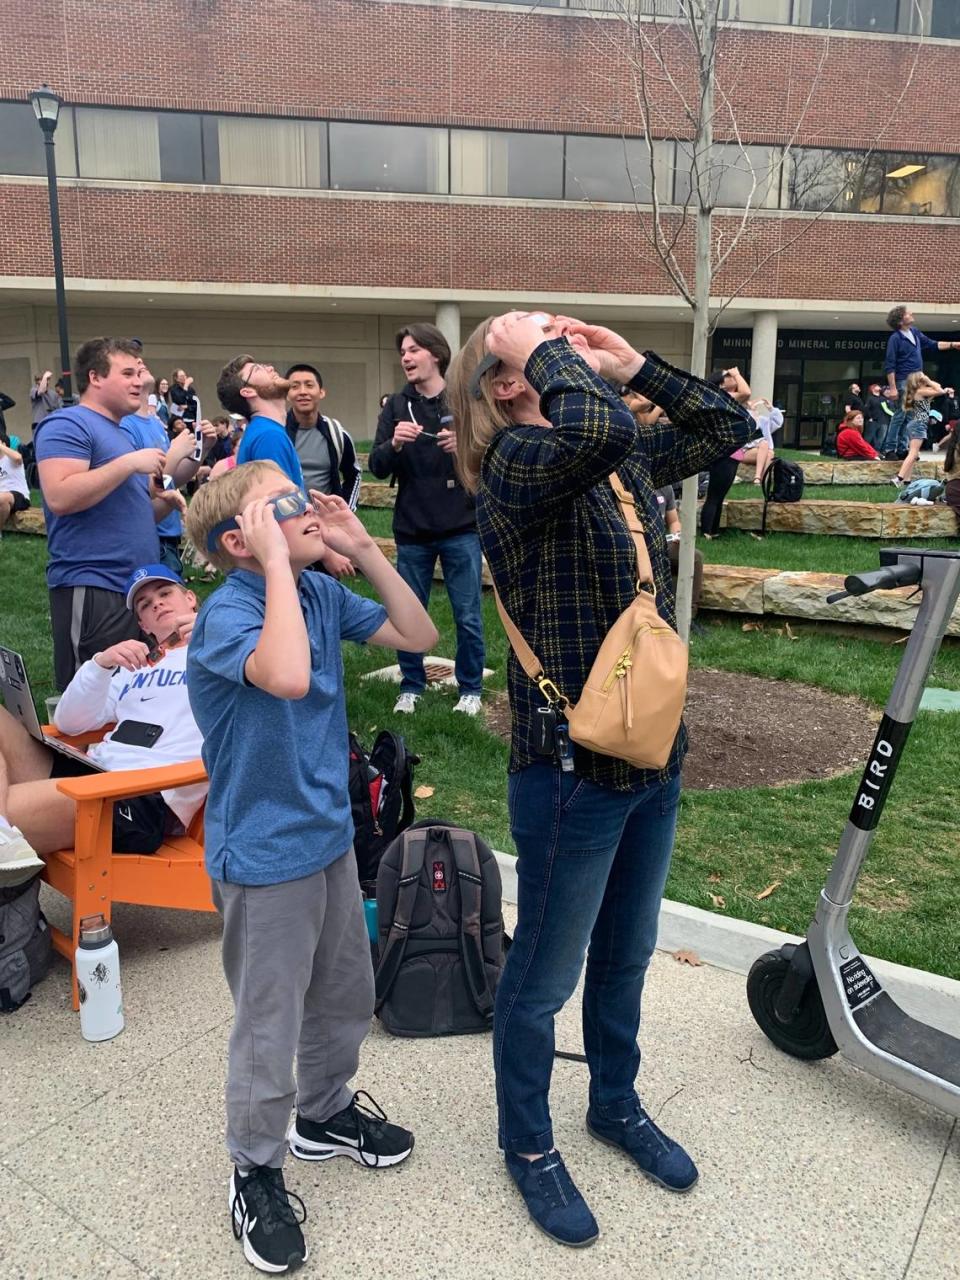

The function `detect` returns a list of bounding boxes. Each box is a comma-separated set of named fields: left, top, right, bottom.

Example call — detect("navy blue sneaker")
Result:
left=504, top=1150, right=599, bottom=1247
left=586, top=1104, right=699, bottom=1192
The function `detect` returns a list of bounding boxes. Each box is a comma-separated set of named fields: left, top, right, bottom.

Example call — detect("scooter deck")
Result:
left=855, top=993, right=960, bottom=1087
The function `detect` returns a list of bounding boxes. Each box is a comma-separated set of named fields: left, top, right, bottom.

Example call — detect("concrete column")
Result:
left=750, top=311, right=778, bottom=403
left=434, top=301, right=461, bottom=358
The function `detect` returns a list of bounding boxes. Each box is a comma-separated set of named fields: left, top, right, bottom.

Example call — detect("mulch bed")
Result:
left=483, top=668, right=876, bottom=791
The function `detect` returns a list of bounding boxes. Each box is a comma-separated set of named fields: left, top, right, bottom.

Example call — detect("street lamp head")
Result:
left=30, top=85, right=63, bottom=134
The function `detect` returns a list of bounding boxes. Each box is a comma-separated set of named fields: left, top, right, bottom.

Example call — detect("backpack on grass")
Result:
left=895, top=479, right=945, bottom=504
left=349, top=730, right=419, bottom=894
left=760, top=459, right=804, bottom=535
left=0, top=876, right=52, bottom=1012
left=374, top=822, right=505, bottom=1037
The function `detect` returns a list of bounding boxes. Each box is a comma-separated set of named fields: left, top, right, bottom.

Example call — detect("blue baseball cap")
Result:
left=124, top=563, right=185, bottom=611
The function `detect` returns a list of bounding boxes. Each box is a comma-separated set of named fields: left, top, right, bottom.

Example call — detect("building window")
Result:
left=157, top=113, right=204, bottom=185
left=793, top=0, right=898, bottom=31
left=217, top=117, right=327, bottom=188
left=0, top=101, right=76, bottom=178
left=76, top=108, right=163, bottom=181
left=880, top=153, right=960, bottom=216
left=788, top=148, right=885, bottom=213
left=719, top=0, right=792, bottom=19
left=674, top=143, right=782, bottom=208
left=451, top=130, right=563, bottom=199
left=329, top=123, right=448, bottom=195
left=564, top=135, right=672, bottom=203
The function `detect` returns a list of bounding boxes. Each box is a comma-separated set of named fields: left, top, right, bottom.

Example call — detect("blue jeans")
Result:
left=395, top=533, right=485, bottom=696
left=494, top=762, right=682, bottom=1153
left=882, top=381, right=909, bottom=455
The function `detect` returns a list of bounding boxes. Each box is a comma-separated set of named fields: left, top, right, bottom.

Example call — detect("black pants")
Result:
left=49, top=585, right=140, bottom=692
left=700, top=456, right=740, bottom=537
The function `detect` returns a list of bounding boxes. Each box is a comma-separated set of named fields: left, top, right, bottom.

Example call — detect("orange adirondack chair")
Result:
left=39, top=726, right=212, bottom=1009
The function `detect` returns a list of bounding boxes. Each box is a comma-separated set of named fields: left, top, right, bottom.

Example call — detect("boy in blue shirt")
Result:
left=185, top=460, right=437, bottom=1275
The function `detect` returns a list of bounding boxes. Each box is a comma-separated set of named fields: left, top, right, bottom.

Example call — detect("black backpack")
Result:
left=0, top=876, right=52, bottom=1012
left=349, top=730, right=419, bottom=894
left=760, top=459, right=805, bottom=535
left=374, top=822, right=505, bottom=1037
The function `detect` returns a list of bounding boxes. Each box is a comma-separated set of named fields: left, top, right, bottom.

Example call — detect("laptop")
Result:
left=0, top=646, right=105, bottom=772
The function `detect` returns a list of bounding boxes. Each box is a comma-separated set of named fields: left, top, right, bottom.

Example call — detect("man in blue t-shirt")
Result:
left=882, top=305, right=960, bottom=457
left=34, top=337, right=183, bottom=690
left=120, top=370, right=217, bottom=574
left=216, top=354, right=304, bottom=485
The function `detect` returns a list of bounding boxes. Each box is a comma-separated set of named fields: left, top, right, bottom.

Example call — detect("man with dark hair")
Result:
left=882, top=306, right=960, bottom=457
left=34, top=338, right=183, bottom=690
left=369, top=322, right=485, bottom=717
left=217, top=354, right=304, bottom=486
left=284, top=363, right=362, bottom=578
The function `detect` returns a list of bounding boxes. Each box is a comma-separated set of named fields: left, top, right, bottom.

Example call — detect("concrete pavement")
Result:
left=0, top=890, right=956, bottom=1280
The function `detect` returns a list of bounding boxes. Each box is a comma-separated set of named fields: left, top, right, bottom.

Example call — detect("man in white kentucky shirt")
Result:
left=0, top=564, right=207, bottom=885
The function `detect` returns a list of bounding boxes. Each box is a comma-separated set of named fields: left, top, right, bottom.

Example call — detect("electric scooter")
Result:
left=747, top=546, right=960, bottom=1118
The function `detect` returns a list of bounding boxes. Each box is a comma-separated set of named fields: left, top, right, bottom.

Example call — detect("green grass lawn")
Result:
left=3, top=531, right=958, bottom=981
left=697, top=530, right=959, bottom=575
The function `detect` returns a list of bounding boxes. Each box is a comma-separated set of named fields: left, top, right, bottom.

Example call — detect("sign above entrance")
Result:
left=713, top=329, right=889, bottom=361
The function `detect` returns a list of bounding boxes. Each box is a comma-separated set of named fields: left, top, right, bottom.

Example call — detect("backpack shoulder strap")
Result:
left=447, top=829, right=495, bottom=1021
left=760, top=459, right=776, bottom=536
left=322, top=416, right=346, bottom=464
left=374, top=831, right=430, bottom=1011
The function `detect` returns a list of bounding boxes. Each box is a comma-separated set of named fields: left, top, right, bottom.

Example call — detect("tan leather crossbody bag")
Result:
left=495, top=475, right=688, bottom=770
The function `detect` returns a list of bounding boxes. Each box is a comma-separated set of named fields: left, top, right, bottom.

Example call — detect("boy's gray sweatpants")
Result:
left=212, top=848, right=375, bottom=1170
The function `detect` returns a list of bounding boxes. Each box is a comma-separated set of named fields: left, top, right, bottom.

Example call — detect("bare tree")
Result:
left=565, top=0, right=924, bottom=639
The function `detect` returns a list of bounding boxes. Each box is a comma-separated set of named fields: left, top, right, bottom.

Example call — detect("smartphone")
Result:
left=192, top=423, right=204, bottom=463
left=110, top=720, right=164, bottom=748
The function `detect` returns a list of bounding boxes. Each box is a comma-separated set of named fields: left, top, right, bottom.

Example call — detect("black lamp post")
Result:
left=30, top=84, right=73, bottom=404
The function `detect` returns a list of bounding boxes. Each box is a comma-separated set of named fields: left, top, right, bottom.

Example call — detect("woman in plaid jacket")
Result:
left=448, top=311, right=752, bottom=1248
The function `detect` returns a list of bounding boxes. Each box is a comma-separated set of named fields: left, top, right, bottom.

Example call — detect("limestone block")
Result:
left=760, top=570, right=960, bottom=636
left=699, top=564, right=779, bottom=614
left=723, top=499, right=885, bottom=536
left=880, top=504, right=958, bottom=539
left=358, top=451, right=369, bottom=469
left=9, top=508, right=46, bottom=535
left=359, top=481, right=395, bottom=508
left=736, top=459, right=942, bottom=485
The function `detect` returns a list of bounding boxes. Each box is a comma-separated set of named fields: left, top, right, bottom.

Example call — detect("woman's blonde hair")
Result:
left=902, top=371, right=930, bottom=412
left=447, top=318, right=514, bottom=494
left=184, top=459, right=286, bottom=572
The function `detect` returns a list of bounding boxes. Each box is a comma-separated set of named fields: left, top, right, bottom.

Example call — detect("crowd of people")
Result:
left=0, top=304, right=956, bottom=1273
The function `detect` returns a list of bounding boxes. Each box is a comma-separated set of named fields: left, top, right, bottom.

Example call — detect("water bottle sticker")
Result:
left=78, top=981, right=87, bottom=1005
left=91, top=961, right=110, bottom=986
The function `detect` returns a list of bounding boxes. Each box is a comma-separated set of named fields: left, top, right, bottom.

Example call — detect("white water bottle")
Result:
left=76, top=914, right=124, bottom=1042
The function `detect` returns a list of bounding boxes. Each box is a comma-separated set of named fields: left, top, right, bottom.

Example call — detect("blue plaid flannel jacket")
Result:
left=478, top=341, right=754, bottom=792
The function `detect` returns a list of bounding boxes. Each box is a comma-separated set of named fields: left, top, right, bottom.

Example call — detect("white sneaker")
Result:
left=0, top=821, right=44, bottom=887
left=393, top=692, right=420, bottom=715
left=453, top=694, right=482, bottom=716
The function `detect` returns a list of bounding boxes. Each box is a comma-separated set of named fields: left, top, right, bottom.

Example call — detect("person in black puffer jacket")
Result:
left=369, top=323, right=485, bottom=718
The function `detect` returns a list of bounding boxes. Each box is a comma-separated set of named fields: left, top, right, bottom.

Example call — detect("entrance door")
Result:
left=799, top=358, right=860, bottom=448
left=772, top=359, right=802, bottom=446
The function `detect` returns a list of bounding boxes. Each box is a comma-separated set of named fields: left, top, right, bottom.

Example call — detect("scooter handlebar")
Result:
left=843, top=562, right=921, bottom=597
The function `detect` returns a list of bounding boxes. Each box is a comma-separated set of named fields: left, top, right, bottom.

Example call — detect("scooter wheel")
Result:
left=746, top=950, right=838, bottom=1061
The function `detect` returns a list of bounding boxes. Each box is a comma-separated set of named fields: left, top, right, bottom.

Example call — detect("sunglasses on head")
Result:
left=206, top=487, right=316, bottom=553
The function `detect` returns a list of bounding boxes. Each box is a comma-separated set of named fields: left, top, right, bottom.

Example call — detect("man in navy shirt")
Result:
left=35, top=337, right=184, bottom=690
left=882, top=306, right=960, bottom=457
left=216, top=354, right=304, bottom=486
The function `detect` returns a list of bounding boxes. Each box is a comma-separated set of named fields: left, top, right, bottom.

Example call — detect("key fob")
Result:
left=533, top=706, right=558, bottom=755
left=554, top=722, right=575, bottom=772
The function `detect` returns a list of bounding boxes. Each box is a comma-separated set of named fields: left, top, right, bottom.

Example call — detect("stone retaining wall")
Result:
left=737, top=459, right=942, bottom=485
left=722, top=498, right=958, bottom=538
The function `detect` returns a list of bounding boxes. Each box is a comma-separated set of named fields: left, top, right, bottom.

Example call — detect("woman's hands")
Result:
left=485, top=311, right=645, bottom=386
left=554, top=316, right=645, bottom=383
left=486, top=312, right=554, bottom=370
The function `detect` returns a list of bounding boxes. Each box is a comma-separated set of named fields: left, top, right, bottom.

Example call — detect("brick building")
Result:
left=0, top=0, right=958, bottom=445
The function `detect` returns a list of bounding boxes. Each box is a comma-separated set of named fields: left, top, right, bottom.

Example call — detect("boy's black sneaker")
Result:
left=287, top=1090, right=414, bottom=1168
left=230, top=1165, right=307, bottom=1274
